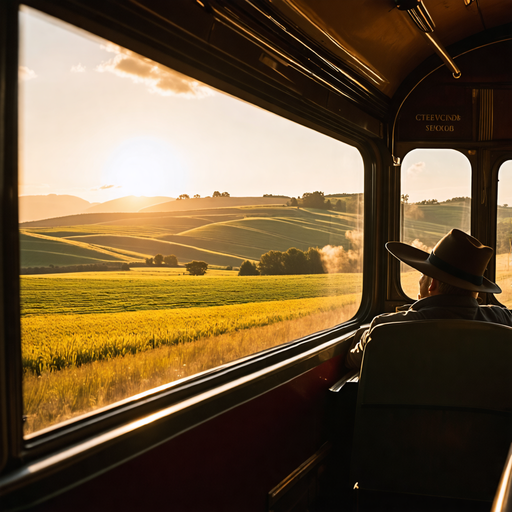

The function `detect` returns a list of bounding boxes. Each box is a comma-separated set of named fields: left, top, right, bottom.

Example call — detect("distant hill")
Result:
left=19, top=205, right=358, bottom=268
left=19, top=194, right=92, bottom=223
left=140, top=196, right=289, bottom=212
left=84, top=196, right=173, bottom=214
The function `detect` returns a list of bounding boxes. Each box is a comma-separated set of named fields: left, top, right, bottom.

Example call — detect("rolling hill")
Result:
left=19, top=196, right=479, bottom=271
left=83, top=195, right=173, bottom=213
left=19, top=195, right=93, bottom=223
left=140, top=196, right=289, bottom=212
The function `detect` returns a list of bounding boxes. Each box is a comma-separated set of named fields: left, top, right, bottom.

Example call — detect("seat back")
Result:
left=350, top=319, right=512, bottom=502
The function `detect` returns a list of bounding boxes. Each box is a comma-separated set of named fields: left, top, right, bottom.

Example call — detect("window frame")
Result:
left=0, top=0, right=381, bottom=506
left=394, top=144, right=477, bottom=303
left=492, top=153, right=512, bottom=307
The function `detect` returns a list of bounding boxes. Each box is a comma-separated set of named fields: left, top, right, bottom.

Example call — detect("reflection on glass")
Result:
left=496, top=160, right=512, bottom=308
left=19, top=7, right=364, bottom=435
left=400, top=149, right=471, bottom=299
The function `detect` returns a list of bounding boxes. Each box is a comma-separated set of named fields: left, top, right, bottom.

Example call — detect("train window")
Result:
left=19, top=6, right=364, bottom=435
left=496, top=160, right=512, bottom=308
left=400, top=149, right=471, bottom=299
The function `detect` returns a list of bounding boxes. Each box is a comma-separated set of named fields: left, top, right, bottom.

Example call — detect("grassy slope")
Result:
left=19, top=232, right=132, bottom=267
left=403, top=203, right=470, bottom=248
left=21, top=206, right=361, bottom=267
left=166, top=211, right=358, bottom=260
left=20, top=201, right=472, bottom=269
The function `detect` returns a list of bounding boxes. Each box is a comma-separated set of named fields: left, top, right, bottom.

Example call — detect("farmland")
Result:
left=19, top=198, right=367, bottom=433
left=21, top=270, right=362, bottom=434
left=19, top=195, right=512, bottom=433
left=20, top=268, right=362, bottom=316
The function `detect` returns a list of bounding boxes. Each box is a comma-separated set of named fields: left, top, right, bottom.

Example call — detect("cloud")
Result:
left=407, top=161, right=426, bottom=176
left=100, top=184, right=115, bottom=190
left=19, top=66, right=37, bottom=81
left=411, top=238, right=432, bottom=253
left=96, top=44, right=214, bottom=98
left=71, top=63, right=86, bottom=73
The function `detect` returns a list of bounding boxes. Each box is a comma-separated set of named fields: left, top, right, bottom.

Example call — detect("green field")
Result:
left=20, top=268, right=362, bottom=316
left=21, top=269, right=362, bottom=433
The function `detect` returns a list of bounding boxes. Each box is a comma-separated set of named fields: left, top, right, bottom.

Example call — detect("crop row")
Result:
left=23, top=302, right=360, bottom=434
left=22, top=294, right=360, bottom=375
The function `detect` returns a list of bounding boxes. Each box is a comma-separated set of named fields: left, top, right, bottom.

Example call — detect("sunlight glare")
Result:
left=103, top=137, right=186, bottom=197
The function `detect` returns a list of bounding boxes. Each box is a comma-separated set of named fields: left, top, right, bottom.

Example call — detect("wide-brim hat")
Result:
left=386, top=228, right=501, bottom=294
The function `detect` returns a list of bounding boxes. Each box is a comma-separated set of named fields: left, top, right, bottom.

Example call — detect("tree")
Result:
left=334, top=199, right=346, bottom=212
left=289, top=197, right=298, bottom=207
left=177, top=194, right=190, bottom=200
left=154, top=254, right=164, bottom=266
left=305, top=247, right=324, bottom=274
left=185, top=260, right=208, bottom=275
left=238, top=260, right=259, bottom=276
left=121, top=263, right=130, bottom=271
left=221, top=192, right=230, bottom=197
left=164, top=254, right=178, bottom=267
left=212, top=191, right=221, bottom=197
left=282, top=247, right=309, bottom=274
left=302, top=191, right=326, bottom=209
left=194, top=194, right=201, bottom=199
left=258, top=250, right=284, bottom=275
left=145, top=257, right=154, bottom=266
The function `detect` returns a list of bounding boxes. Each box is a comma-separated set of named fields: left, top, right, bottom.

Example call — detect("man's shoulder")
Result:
left=370, top=308, right=424, bottom=327
left=478, top=304, right=512, bottom=326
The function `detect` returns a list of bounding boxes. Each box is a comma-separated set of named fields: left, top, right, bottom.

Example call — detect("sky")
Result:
left=18, top=6, right=512, bottom=207
left=401, top=149, right=472, bottom=203
left=402, top=150, right=512, bottom=206
left=18, top=6, right=364, bottom=203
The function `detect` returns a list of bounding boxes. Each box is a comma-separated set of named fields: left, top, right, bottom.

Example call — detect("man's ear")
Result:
left=429, top=278, right=439, bottom=293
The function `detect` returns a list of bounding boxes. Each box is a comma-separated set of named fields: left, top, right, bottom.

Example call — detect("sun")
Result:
left=102, top=137, right=187, bottom=197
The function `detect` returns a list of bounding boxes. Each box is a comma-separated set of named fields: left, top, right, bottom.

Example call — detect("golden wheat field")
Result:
left=23, top=292, right=361, bottom=434
left=22, top=294, right=358, bottom=374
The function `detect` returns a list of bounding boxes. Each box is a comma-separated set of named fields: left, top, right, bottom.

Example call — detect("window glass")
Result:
left=400, top=149, right=471, bottom=299
left=496, top=160, right=512, bottom=307
left=19, top=6, right=364, bottom=435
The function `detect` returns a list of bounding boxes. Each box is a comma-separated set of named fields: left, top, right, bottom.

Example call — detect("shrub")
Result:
left=238, top=260, right=259, bottom=276
left=164, top=254, right=178, bottom=267
left=185, top=261, right=208, bottom=276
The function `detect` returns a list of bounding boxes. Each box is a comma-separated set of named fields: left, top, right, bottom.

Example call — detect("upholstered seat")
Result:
left=350, top=320, right=512, bottom=503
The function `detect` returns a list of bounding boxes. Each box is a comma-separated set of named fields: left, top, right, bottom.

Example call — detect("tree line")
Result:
left=145, top=254, right=178, bottom=266
left=238, top=242, right=362, bottom=276
left=287, top=191, right=361, bottom=213
left=176, top=191, right=230, bottom=200
left=144, top=254, right=209, bottom=275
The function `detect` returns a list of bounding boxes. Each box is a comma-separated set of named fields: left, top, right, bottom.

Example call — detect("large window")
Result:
left=400, top=149, right=471, bottom=299
left=496, top=160, right=512, bottom=308
left=19, top=7, right=364, bottom=435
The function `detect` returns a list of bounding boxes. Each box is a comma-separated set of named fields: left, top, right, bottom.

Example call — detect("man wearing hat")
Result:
left=345, top=228, right=512, bottom=370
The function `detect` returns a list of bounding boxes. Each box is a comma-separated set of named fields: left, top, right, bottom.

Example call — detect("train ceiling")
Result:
left=267, top=0, right=512, bottom=97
